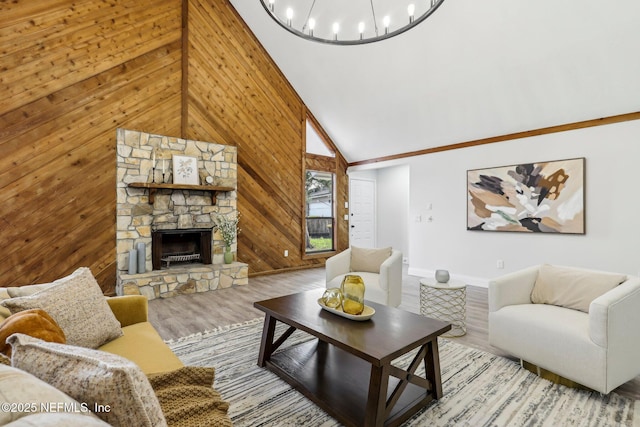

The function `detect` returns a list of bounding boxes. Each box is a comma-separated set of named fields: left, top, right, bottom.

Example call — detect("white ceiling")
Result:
left=229, top=1, right=640, bottom=163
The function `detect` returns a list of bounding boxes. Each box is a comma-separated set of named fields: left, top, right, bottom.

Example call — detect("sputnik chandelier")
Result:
left=261, top=0, right=446, bottom=45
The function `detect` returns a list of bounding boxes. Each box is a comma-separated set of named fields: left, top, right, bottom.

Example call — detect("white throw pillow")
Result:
left=350, top=246, right=392, bottom=274
left=0, top=364, right=98, bottom=425
left=4, top=413, right=110, bottom=427
left=530, top=264, right=626, bottom=312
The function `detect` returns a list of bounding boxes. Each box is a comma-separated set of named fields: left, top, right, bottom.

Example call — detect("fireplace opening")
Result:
left=151, top=229, right=212, bottom=270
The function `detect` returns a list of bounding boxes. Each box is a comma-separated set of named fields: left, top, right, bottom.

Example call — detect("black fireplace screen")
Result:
left=151, top=229, right=212, bottom=270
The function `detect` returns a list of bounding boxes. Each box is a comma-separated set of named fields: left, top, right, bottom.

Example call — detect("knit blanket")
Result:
left=148, top=366, right=232, bottom=427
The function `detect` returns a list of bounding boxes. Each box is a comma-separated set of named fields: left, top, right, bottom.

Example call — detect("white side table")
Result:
left=419, top=278, right=467, bottom=337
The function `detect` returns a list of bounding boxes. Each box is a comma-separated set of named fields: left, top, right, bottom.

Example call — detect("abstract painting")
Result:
left=467, top=158, right=585, bottom=233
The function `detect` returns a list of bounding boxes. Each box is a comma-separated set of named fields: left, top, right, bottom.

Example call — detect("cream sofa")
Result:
left=489, top=264, right=640, bottom=394
left=326, top=247, right=403, bottom=307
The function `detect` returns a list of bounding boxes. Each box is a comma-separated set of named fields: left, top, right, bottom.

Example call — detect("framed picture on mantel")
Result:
left=172, top=155, right=199, bottom=185
left=467, top=157, right=585, bottom=234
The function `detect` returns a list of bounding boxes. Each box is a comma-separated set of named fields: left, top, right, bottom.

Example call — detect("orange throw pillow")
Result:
left=0, top=309, right=66, bottom=357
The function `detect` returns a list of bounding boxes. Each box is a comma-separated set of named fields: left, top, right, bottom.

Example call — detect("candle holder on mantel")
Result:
left=150, top=167, right=164, bottom=184
left=151, top=151, right=158, bottom=183
left=159, top=159, right=171, bottom=183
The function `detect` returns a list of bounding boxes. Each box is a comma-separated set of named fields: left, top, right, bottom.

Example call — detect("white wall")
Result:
left=348, top=166, right=410, bottom=260
left=351, top=119, right=640, bottom=286
left=377, top=166, right=410, bottom=259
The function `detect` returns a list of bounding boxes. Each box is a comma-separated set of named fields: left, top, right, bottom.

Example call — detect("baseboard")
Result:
left=407, top=267, right=489, bottom=288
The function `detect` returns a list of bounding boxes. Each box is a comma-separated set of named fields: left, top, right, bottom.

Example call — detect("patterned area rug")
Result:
left=167, top=318, right=639, bottom=427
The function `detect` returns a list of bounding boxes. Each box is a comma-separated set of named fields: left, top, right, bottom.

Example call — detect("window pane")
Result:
left=306, top=120, right=335, bottom=157
left=306, top=171, right=334, bottom=253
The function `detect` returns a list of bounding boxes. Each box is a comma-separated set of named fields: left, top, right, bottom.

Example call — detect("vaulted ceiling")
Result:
left=230, top=0, right=640, bottom=163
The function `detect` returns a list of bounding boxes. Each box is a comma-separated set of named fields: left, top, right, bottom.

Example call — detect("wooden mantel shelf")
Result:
left=128, top=182, right=235, bottom=204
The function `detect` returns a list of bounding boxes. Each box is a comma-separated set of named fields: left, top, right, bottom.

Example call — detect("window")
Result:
left=304, top=115, right=337, bottom=256
left=305, top=170, right=335, bottom=253
left=305, top=120, right=335, bottom=157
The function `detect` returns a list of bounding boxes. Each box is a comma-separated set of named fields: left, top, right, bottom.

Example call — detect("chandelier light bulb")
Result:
left=408, top=4, right=416, bottom=23
left=383, top=15, right=390, bottom=34
left=332, top=22, right=340, bottom=40
left=286, top=7, right=293, bottom=26
left=308, top=18, right=315, bottom=36
left=358, top=22, right=365, bottom=39
left=268, top=0, right=275, bottom=12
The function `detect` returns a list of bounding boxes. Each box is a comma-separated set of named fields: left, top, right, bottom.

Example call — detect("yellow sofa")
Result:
left=101, top=295, right=183, bottom=375
left=0, top=294, right=189, bottom=426
left=0, top=294, right=182, bottom=376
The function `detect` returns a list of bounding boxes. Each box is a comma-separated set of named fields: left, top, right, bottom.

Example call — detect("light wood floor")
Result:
left=148, top=266, right=639, bottom=400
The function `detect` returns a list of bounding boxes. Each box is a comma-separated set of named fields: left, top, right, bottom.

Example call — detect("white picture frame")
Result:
left=172, top=155, right=199, bottom=185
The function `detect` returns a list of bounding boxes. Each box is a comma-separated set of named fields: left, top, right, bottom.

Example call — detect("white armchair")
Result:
left=325, top=247, right=403, bottom=307
left=489, top=264, right=640, bottom=394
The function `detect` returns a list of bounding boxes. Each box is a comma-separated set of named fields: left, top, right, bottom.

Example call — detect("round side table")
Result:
left=419, top=278, right=467, bottom=337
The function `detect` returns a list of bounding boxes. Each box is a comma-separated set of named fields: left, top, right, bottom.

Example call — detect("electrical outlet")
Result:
left=284, top=250, right=289, bottom=257
left=497, top=259, right=504, bottom=269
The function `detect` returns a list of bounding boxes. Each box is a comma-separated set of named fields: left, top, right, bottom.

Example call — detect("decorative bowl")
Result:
left=317, top=298, right=375, bottom=321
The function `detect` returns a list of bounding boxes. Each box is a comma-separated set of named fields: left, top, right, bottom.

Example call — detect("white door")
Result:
left=349, top=179, right=376, bottom=247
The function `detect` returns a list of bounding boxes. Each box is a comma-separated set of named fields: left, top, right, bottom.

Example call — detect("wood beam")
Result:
left=349, top=111, right=640, bottom=167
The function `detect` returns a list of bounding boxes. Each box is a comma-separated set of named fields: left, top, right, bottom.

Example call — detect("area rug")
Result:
left=167, top=318, right=639, bottom=426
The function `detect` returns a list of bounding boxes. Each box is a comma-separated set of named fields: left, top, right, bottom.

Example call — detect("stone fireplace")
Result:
left=116, top=128, right=248, bottom=299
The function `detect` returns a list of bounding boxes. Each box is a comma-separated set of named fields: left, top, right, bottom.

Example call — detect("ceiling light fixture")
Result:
left=261, top=0, right=446, bottom=46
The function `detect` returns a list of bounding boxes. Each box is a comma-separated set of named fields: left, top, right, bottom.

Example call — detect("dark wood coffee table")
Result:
left=254, top=289, right=451, bottom=427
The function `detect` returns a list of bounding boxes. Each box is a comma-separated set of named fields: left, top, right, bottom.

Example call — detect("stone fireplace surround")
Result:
left=116, top=128, right=248, bottom=299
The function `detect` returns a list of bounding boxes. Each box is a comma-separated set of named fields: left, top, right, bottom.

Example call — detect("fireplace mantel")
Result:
left=128, top=182, right=235, bottom=204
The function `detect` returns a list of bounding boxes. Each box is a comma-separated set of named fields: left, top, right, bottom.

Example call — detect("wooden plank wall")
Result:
left=0, top=0, right=183, bottom=292
left=1, top=0, right=348, bottom=291
left=186, top=0, right=349, bottom=275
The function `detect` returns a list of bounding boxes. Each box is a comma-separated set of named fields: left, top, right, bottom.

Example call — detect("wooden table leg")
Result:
left=257, top=314, right=276, bottom=367
left=424, top=339, right=443, bottom=399
left=365, top=364, right=390, bottom=427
